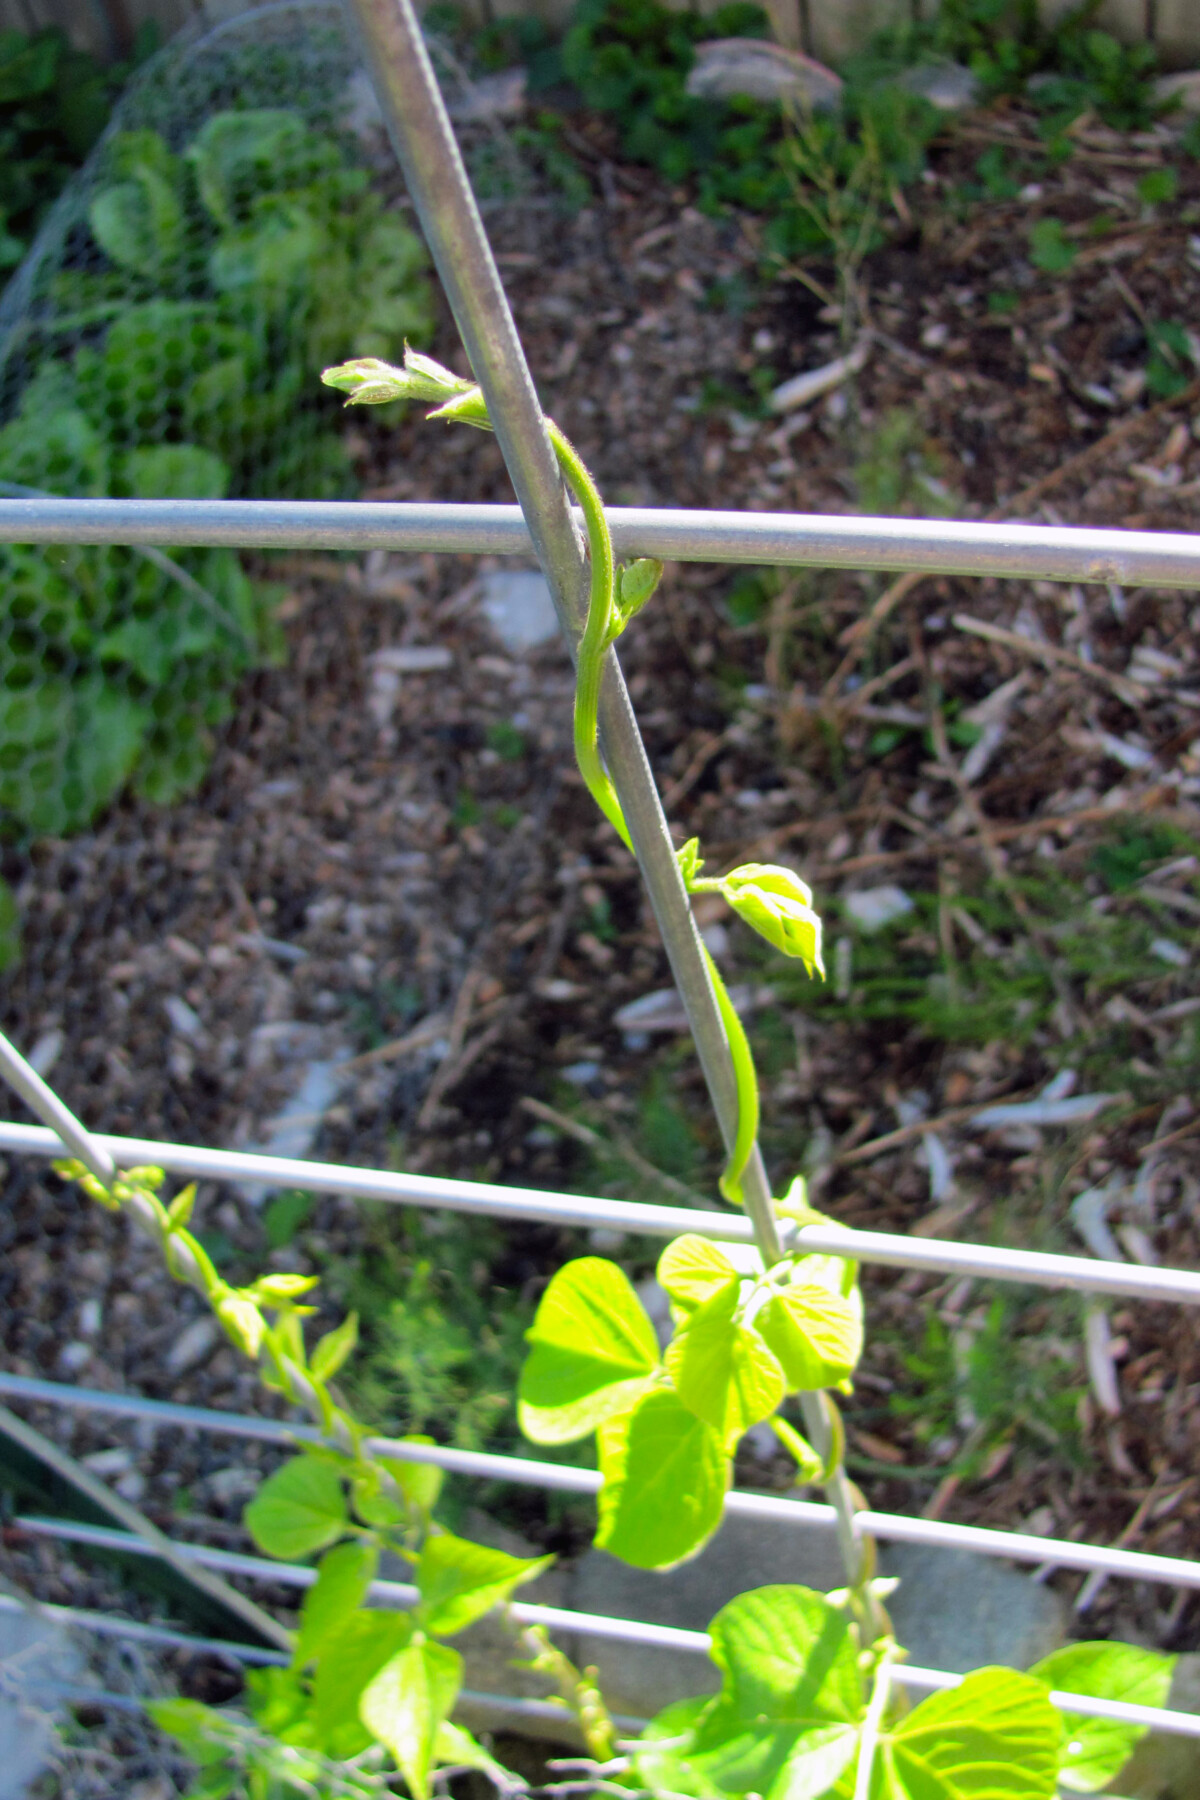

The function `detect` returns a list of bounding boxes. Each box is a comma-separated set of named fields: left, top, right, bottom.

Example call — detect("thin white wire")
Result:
left=3, top=1372, right=1198, bottom=1593
left=1, top=1121, right=1198, bottom=1305
left=14, top=1518, right=1200, bottom=1742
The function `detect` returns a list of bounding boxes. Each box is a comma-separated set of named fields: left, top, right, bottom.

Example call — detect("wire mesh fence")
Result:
left=0, top=0, right=1199, bottom=1779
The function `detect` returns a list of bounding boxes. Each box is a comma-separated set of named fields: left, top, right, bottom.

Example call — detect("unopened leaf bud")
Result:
left=719, top=863, right=824, bottom=977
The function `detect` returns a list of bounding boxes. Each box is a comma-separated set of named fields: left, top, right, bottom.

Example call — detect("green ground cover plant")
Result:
left=0, top=106, right=432, bottom=835
left=41, top=341, right=1179, bottom=1797
left=0, top=24, right=153, bottom=273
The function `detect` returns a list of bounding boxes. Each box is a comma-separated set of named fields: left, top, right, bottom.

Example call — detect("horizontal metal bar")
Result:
left=1, top=498, right=1199, bottom=587
left=4, top=1373, right=1197, bottom=1594
left=0, top=1587, right=288, bottom=1666
left=15, top=1518, right=1199, bottom=1741
left=4, top=1122, right=1199, bottom=1305
left=14, top=1515, right=710, bottom=1653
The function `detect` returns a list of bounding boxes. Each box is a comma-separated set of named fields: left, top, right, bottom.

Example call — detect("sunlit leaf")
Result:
left=596, top=1388, right=727, bottom=1569
left=518, top=1257, right=660, bottom=1443
left=1029, top=1641, right=1174, bottom=1793
left=416, top=1530, right=552, bottom=1636
left=360, top=1639, right=462, bottom=1800
left=243, top=1454, right=348, bottom=1560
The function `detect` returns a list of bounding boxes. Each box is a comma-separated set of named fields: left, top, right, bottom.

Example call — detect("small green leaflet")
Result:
left=658, top=1234, right=741, bottom=1310
left=416, top=1529, right=553, bottom=1636
left=310, top=1312, right=358, bottom=1382
left=435, top=1720, right=522, bottom=1789
left=360, top=1639, right=463, bottom=1800
left=756, top=1283, right=862, bottom=1392
left=294, top=1540, right=379, bottom=1666
left=518, top=1256, right=660, bottom=1444
left=883, top=1667, right=1061, bottom=1799
left=244, top=1454, right=348, bottom=1560
left=311, top=1611, right=412, bottom=1757
left=1029, top=1641, right=1175, bottom=1793
left=666, top=1285, right=784, bottom=1449
left=596, top=1388, right=727, bottom=1569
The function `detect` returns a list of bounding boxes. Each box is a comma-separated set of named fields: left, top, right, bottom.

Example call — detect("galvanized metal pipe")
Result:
left=2, top=498, right=1200, bottom=587
left=14, top=1515, right=1200, bottom=1739
left=4, top=1373, right=1198, bottom=1593
left=2, top=1122, right=1198, bottom=1304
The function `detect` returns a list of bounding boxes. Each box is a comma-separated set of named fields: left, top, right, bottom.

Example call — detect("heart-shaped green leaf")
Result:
left=518, top=1257, right=659, bottom=1444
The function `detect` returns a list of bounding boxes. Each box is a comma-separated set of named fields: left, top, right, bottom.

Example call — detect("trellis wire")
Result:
left=10, top=1517, right=1200, bottom=1742
left=3, top=1369, right=1198, bottom=1594
left=1, top=1121, right=1197, bottom=1306
left=2, top=499, right=1200, bottom=588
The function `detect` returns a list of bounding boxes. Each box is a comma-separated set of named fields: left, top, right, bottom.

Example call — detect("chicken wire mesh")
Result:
left=0, top=1, right=440, bottom=840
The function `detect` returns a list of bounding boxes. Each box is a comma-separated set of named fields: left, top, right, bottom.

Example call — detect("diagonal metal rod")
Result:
left=338, top=0, right=779, bottom=1269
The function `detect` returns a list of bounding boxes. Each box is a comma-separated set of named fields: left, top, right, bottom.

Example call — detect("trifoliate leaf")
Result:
left=666, top=1284, right=784, bottom=1449
left=518, top=1257, right=660, bottom=1444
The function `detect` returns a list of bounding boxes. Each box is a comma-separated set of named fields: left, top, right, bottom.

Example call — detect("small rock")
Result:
left=0, top=1605, right=83, bottom=1799
left=27, top=1029, right=63, bottom=1078
left=686, top=38, right=841, bottom=109
left=81, top=1447, right=133, bottom=1478
left=164, top=995, right=202, bottom=1038
left=371, top=645, right=453, bottom=674
left=843, top=885, right=914, bottom=931
left=114, top=1469, right=146, bottom=1504
left=880, top=1544, right=1067, bottom=1675
left=614, top=984, right=757, bottom=1034
left=57, top=1341, right=90, bottom=1376
left=479, top=570, right=561, bottom=655
left=205, top=1465, right=261, bottom=1505
left=898, top=61, right=979, bottom=110
left=561, top=1060, right=602, bottom=1087
left=448, top=66, right=527, bottom=124
left=77, top=1297, right=102, bottom=1339
left=166, top=1316, right=220, bottom=1377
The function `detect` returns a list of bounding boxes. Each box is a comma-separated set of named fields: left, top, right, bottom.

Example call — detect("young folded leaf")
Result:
left=719, top=864, right=824, bottom=977
left=518, top=1256, right=660, bottom=1443
left=1029, top=1641, right=1175, bottom=1794
left=359, top=1639, right=463, bottom=1800
left=321, top=346, right=475, bottom=407
left=658, top=1233, right=742, bottom=1311
left=595, top=1388, right=727, bottom=1569
left=666, top=1283, right=785, bottom=1449
left=294, top=1540, right=379, bottom=1667
left=415, top=1530, right=553, bottom=1636
left=610, top=558, right=664, bottom=638
left=244, top=1454, right=349, bottom=1561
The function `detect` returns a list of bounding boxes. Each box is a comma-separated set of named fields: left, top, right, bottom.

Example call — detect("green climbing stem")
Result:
left=542, top=417, right=761, bottom=1210
left=544, top=419, right=632, bottom=854
left=704, top=941, right=759, bottom=1207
